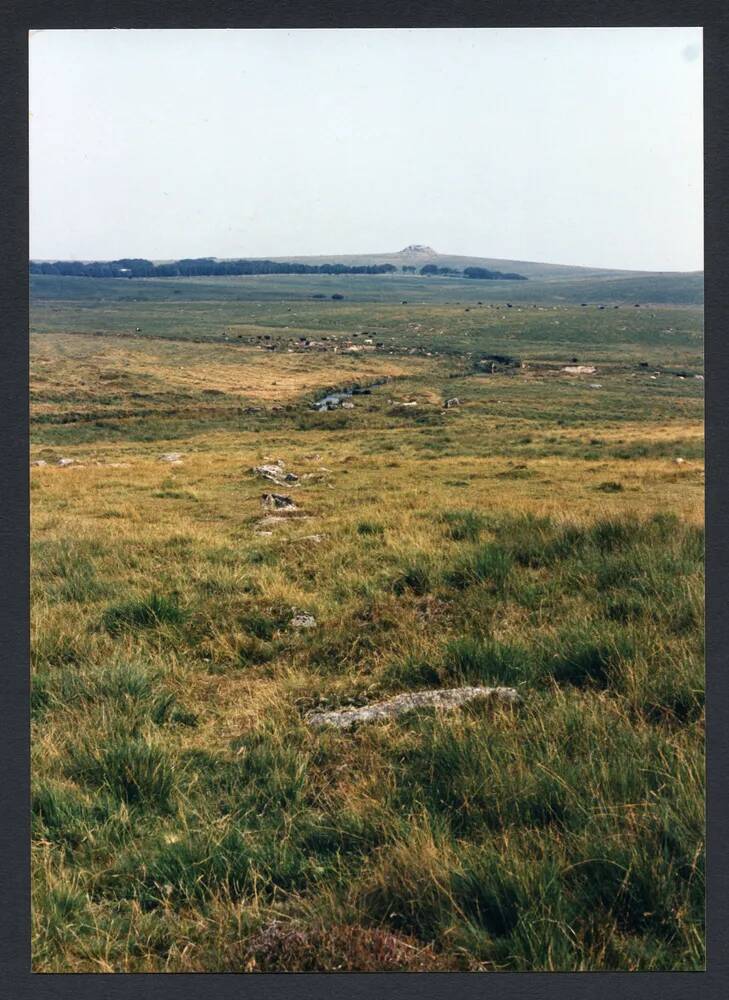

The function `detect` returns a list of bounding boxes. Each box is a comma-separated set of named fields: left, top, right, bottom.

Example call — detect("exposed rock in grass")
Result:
left=291, top=612, right=317, bottom=629
left=252, top=460, right=299, bottom=485
left=57, top=457, right=78, bottom=467
left=562, top=365, right=596, bottom=375
left=445, top=397, right=460, bottom=408
left=307, top=685, right=519, bottom=730
left=261, top=493, right=298, bottom=511
left=159, top=452, right=183, bottom=463
left=31, top=460, right=48, bottom=467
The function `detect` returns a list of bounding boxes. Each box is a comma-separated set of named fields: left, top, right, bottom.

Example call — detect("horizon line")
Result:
left=28, top=248, right=705, bottom=276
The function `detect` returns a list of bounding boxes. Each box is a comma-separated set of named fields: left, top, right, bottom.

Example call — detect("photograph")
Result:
left=29, top=26, right=704, bottom=972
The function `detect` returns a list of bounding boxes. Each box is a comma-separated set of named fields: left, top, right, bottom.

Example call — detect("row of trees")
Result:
left=29, top=257, right=527, bottom=281
left=421, top=264, right=526, bottom=280
left=29, top=257, right=400, bottom=279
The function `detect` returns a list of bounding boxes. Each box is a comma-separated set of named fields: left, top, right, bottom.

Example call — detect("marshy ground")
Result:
left=30, top=274, right=704, bottom=971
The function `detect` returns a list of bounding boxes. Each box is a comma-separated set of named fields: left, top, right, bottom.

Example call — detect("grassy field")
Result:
left=31, top=274, right=704, bottom=971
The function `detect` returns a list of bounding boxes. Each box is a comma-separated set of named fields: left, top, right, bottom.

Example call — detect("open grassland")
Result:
left=30, top=269, right=704, bottom=306
left=31, top=278, right=704, bottom=972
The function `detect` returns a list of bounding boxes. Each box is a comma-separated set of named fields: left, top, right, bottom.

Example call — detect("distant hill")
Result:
left=32, top=245, right=702, bottom=283
left=258, top=245, right=702, bottom=282
left=29, top=245, right=703, bottom=305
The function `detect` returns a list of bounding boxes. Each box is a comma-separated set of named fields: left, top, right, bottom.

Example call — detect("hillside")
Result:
left=258, top=245, right=702, bottom=282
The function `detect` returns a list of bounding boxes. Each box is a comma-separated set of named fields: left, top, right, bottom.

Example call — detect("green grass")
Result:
left=30, top=275, right=704, bottom=972
left=102, top=593, right=187, bottom=634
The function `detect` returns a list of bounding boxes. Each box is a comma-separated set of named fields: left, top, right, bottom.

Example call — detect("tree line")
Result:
left=421, top=264, right=526, bottom=280
left=29, top=257, right=400, bottom=278
left=29, top=257, right=526, bottom=280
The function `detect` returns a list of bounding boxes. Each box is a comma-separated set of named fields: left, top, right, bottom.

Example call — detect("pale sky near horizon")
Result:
left=29, top=27, right=703, bottom=271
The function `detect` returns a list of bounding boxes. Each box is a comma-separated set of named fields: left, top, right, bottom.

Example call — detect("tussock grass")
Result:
left=66, top=736, right=176, bottom=810
left=102, top=593, right=187, bottom=634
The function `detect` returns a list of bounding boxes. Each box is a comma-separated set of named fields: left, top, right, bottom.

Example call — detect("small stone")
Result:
left=57, top=457, right=77, bottom=467
left=306, top=686, right=519, bottom=730
left=159, top=452, right=183, bottom=463
left=444, top=397, right=460, bottom=408
left=261, top=493, right=298, bottom=511
left=253, top=463, right=287, bottom=482
left=291, top=612, right=317, bottom=629
left=31, top=460, right=47, bottom=467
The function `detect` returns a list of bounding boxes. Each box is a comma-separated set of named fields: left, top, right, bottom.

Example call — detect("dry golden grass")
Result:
left=30, top=317, right=704, bottom=972
left=31, top=331, right=430, bottom=417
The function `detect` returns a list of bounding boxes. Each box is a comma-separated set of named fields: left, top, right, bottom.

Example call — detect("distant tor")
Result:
left=399, top=244, right=436, bottom=255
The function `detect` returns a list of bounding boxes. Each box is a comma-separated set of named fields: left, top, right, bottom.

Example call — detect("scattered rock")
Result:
left=159, top=452, right=183, bottom=463
left=589, top=383, right=603, bottom=389
left=57, top=457, right=78, bottom=467
left=261, top=493, right=298, bottom=511
left=252, top=461, right=298, bottom=485
left=253, top=461, right=284, bottom=479
left=31, top=460, right=47, bottom=467
left=291, top=612, right=317, bottom=629
left=444, top=397, right=460, bottom=408
left=306, top=685, right=519, bottom=730
left=695, top=374, right=704, bottom=381
left=674, top=457, right=686, bottom=465
left=562, top=365, right=596, bottom=375
left=340, top=401, right=355, bottom=409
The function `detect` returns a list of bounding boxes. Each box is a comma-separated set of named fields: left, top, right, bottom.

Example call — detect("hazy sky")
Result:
left=29, top=27, right=703, bottom=271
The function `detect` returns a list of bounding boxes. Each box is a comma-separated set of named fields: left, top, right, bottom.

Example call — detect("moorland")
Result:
left=30, top=260, right=704, bottom=971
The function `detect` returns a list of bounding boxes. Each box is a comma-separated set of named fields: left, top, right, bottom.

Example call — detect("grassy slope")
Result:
left=31, top=269, right=704, bottom=307
left=30, top=282, right=704, bottom=972
left=236, top=247, right=699, bottom=281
